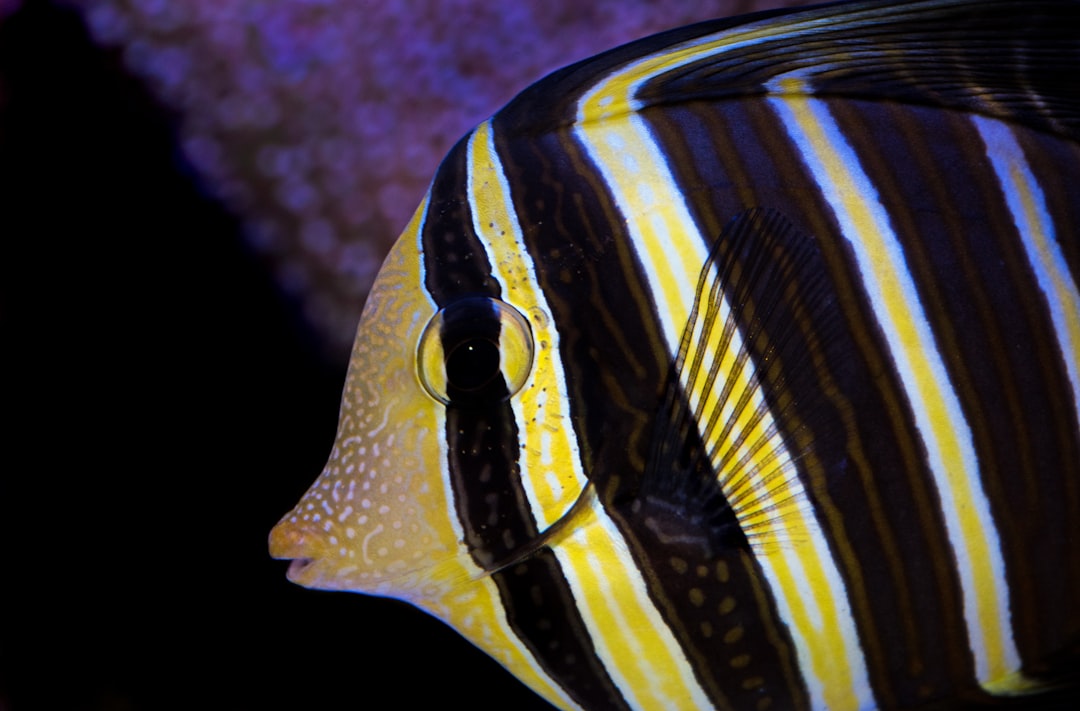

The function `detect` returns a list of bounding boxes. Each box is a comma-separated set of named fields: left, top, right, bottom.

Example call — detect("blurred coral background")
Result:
left=1, top=2, right=811, bottom=709
left=40, top=0, right=809, bottom=362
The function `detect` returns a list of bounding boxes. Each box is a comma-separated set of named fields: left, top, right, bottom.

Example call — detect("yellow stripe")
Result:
left=465, top=121, right=589, bottom=531
left=340, top=200, right=582, bottom=710
left=770, top=83, right=1018, bottom=686
left=419, top=566, right=585, bottom=711
left=579, top=17, right=814, bottom=124
left=574, top=0, right=945, bottom=126
left=574, top=77, right=872, bottom=711
left=466, top=118, right=712, bottom=709
left=549, top=500, right=715, bottom=709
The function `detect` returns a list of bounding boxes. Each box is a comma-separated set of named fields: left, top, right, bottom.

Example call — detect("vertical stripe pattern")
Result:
left=272, top=1, right=1080, bottom=709
left=767, top=83, right=1020, bottom=688
left=572, top=76, right=874, bottom=711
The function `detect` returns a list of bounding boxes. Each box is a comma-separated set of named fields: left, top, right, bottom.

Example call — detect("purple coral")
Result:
left=64, top=0, right=812, bottom=360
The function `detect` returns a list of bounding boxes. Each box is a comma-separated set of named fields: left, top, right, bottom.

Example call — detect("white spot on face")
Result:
left=361, top=523, right=384, bottom=564
left=378, top=505, right=390, bottom=515
left=361, top=498, right=372, bottom=509
left=337, top=505, right=353, bottom=522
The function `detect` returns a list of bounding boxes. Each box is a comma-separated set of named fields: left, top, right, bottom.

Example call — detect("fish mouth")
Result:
left=286, top=557, right=316, bottom=582
left=268, top=519, right=326, bottom=587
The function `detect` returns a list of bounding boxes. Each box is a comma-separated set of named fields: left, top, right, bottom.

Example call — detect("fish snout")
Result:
left=268, top=517, right=324, bottom=587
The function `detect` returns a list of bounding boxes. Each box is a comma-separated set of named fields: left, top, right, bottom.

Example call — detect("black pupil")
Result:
left=446, top=338, right=500, bottom=392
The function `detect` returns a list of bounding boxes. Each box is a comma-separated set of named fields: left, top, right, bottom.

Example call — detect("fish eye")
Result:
left=417, top=296, right=534, bottom=406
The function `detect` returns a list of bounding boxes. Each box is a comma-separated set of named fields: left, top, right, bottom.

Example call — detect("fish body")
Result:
left=270, top=0, right=1080, bottom=708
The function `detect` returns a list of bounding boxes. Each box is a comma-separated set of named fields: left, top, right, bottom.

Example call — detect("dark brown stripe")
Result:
left=489, top=121, right=673, bottom=478
left=646, top=95, right=988, bottom=706
left=420, top=134, right=529, bottom=566
left=492, top=104, right=811, bottom=708
left=420, top=135, right=500, bottom=303
left=421, top=134, right=630, bottom=709
left=491, top=552, right=632, bottom=711
left=830, top=98, right=1080, bottom=685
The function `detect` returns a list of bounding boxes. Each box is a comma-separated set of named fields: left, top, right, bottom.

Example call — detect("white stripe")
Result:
left=573, top=103, right=873, bottom=710
left=973, top=115, right=1080, bottom=434
left=769, top=92, right=1019, bottom=685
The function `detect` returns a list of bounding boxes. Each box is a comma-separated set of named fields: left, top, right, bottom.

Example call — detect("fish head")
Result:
left=268, top=199, right=464, bottom=601
left=268, top=135, right=589, bottom=603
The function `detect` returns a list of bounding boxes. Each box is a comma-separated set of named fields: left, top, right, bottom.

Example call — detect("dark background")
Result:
left=0, top=2, right=555, bottom=709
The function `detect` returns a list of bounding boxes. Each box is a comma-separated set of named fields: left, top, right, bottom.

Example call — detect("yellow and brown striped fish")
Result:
left=268, top=0, right=1080, bottom=708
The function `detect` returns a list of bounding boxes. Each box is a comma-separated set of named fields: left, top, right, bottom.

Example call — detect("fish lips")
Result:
left=267, top=519, right=324, bottom=588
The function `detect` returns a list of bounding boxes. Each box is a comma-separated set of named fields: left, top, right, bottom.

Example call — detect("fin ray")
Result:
left=641, top=208, right=849, bottom=555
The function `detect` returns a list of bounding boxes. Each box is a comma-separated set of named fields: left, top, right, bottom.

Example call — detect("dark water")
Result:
left=0, top=3, right=553, bottom=709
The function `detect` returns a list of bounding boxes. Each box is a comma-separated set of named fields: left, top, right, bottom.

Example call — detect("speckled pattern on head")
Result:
left=267, top=199, right=462, bottom=599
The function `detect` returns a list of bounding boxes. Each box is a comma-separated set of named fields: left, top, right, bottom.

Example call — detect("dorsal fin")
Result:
left=636, top=208, right=847, bottom=557
left=634, top=0, right=1080, bottom=140
left=499, top=0, right=1080, bottom=142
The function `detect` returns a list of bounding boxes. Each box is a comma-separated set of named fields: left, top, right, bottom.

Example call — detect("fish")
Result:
left=268, top=0, right=1080, bottom=708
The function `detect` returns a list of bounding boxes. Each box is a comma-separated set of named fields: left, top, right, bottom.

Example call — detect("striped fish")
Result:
left=268, top=0, right=1080, bottom=708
